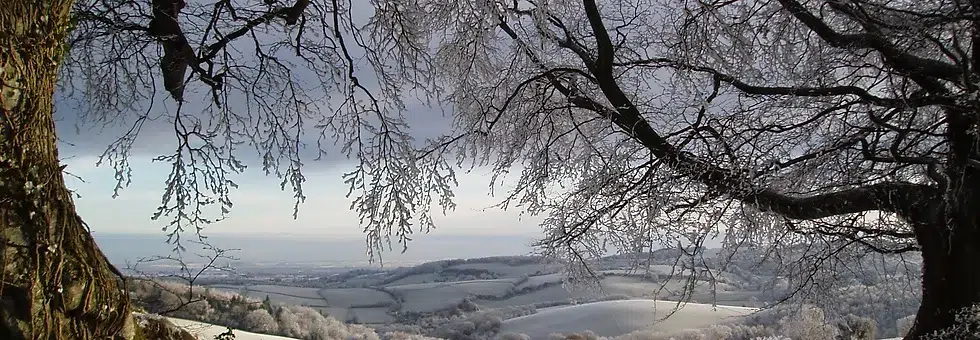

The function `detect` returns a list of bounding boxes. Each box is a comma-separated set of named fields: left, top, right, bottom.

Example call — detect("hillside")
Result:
left=499, top=300, right=758, bottom=339
left=165, top=249, right=922, bottom=339
left=148, top=315, right=302, bottom=340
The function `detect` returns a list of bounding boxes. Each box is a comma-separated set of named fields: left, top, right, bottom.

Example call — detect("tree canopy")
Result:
left=70, top=0, right=958, bottom=257
left=53, top=0, right=980, bottom=338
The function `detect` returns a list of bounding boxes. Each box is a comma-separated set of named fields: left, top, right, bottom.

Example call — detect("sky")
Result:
left=54, top=101, right=544, bottom=239
left=59, top=150, right=543, bottom=238
left=49, top=2, right=557, bottom=242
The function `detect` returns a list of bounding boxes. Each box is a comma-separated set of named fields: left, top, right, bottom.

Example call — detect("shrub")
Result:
left=920, top=304, right=980, bottom=340
left=276, top=307, right=304, bottom=338
left=835, top=314, right=876, bottom=340
left=778, top=305, right=838, bottom=340
left=243, top=309, right=278, bottom=334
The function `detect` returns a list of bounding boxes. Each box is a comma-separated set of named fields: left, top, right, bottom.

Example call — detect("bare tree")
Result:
left=316, top=0, right=977, bottom=339
left=6, top=0, right=978, bottom=339
left=126, top=239, right=238, bottom=316
left=2, top=0, right=425, bottom=338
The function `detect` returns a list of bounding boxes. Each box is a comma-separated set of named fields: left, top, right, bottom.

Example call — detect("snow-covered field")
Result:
left=499, top=299, right=759, bottom=340
left=516, top=273, right=563, bottom=290
left=475, top=285, right=600, bottom=309
left=211, top=284, right=323, bottom=299
left=165, top=316, right=300, bottom=340
left=389, top=279, right=517, bottom=312
left=209, top=255, right=769, bottom=324
left=317, top=288, right=393, bottom=308
left=387, top=272, right=443, bottom=286
left=211, top=284, right=328, bottom=307
left=150, top=252, right=920, bottom=340
left=157, top=299, right=759, bottom=340
left=209, top=285, right=400, bottom=323
left=451, top=263, right=552, bottom=277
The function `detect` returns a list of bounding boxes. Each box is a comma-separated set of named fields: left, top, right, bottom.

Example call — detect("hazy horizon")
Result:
left=94, top=231, right=541, bottom=268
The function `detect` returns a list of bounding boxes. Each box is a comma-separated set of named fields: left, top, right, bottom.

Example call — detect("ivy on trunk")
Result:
left=0, top=1, right=134, bottom=338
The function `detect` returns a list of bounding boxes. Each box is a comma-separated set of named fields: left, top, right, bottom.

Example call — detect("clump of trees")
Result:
left=388, top=300, right=534, bottom=340
left=777, top=306, right=839, bottom=340
left=129, top=279, right=379, bottom=340
left=835, top=314, right=877, bottom=340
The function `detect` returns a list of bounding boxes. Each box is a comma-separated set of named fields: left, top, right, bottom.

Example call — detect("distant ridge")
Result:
left=93, top=232, right=538, bottom=267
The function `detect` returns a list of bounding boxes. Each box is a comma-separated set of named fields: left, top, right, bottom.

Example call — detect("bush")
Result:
left=276, top=306, right=304, bottom=338
left=778, top=305, right=838, bottom=340
left=130, top=279, right=383, bottom=340
left=243, top=309, right=278, bottom=334
left=835, top=314, right=876, bottom=340
left=920, top=304, right=980, bottom=340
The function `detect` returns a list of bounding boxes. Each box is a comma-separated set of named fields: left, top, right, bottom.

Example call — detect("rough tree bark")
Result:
left=911, top=216, right=980, bottom=340
left=0, top=0, right=135, bottom=339
left=905, top=109, right=980, bottom=339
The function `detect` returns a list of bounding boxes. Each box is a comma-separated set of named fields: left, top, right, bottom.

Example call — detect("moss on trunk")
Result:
left=0, top=0, right=134, bottom=338
left=133, top=315, right=197, bottom=340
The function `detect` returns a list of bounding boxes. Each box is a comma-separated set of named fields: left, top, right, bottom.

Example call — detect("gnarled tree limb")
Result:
left=148, top=0, right=311, bottom=102
left=569, top=0, right=941, bottom=224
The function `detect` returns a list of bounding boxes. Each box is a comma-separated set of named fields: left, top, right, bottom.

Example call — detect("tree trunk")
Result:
left=0, top=1, right=135, bottom=339
left=906, top=110, right=980, bottom=340
left=907, top=219, right=980, bottom=339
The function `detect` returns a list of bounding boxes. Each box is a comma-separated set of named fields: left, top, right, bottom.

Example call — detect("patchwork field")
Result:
left=210, top=284, right=329, bottom=307
left=204, top=254, right=773, bottom=339
left=316, top=288, right=394, bottom=308
left=172, top=251, right=919, bottom=339
left=499, top=299, right=759, bottom=339
left=389, top=279, right=518, bottom=312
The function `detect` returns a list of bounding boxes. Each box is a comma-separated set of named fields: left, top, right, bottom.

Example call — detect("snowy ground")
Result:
left=164, top=316, right=300, bottom=340
left=161, top=312, right=905, bottom=340
left=499, top=299, right=759, bottom=340
left=197, top=255, right=910, bottom=340
left=389, top=279, right=517, bottom=312
left=210, top=256, right=766, bottom=328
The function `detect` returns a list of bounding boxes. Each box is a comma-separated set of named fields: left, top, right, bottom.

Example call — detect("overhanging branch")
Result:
left=571, top=0, right=940, bottom=222
left=149, top=0, right=310, bottom=102
left=614, top=58, right=957, bottom=109
left=775, top=0, right=958, bottom=91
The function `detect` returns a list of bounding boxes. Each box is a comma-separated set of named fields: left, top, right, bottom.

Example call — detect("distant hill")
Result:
left=203, top=249, right=920, bottom=338
left=94, top=232, right=538, bottom=267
